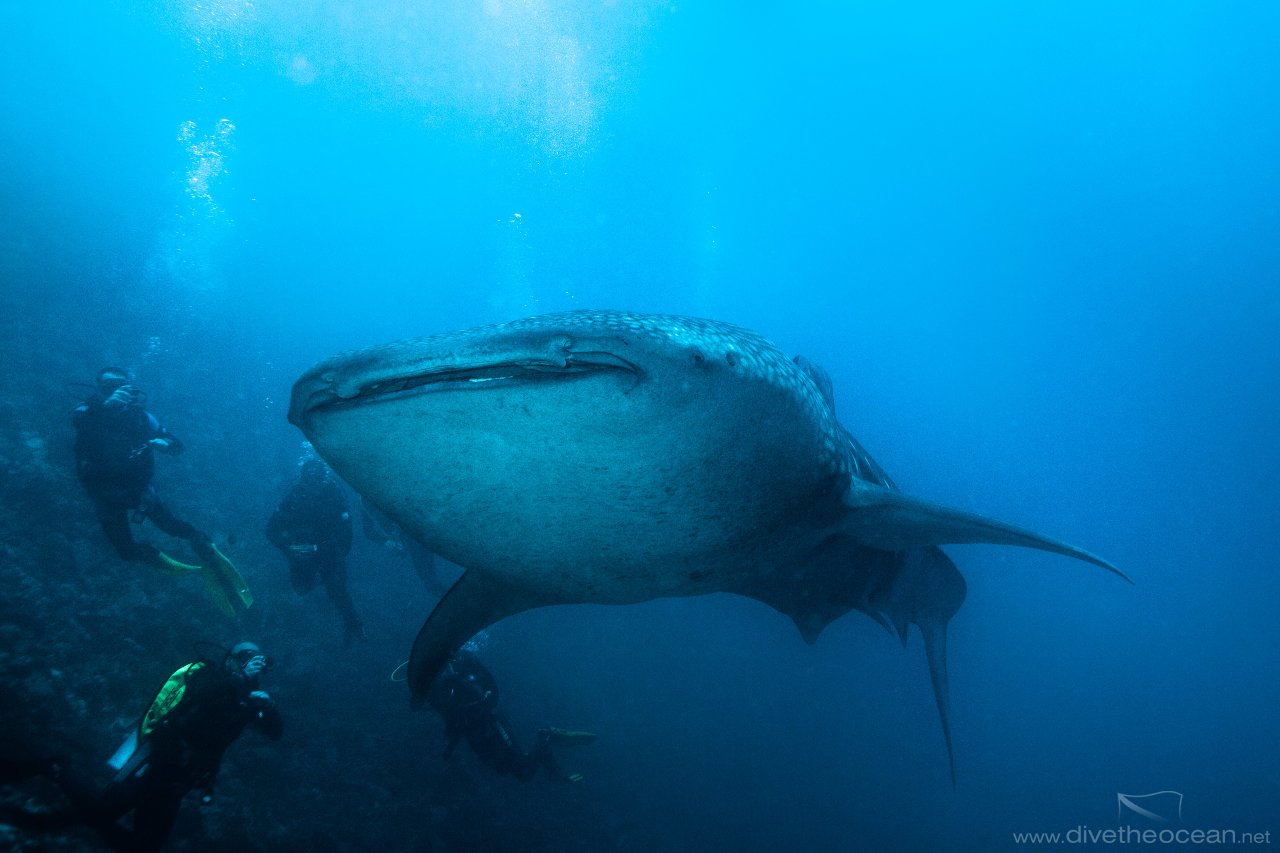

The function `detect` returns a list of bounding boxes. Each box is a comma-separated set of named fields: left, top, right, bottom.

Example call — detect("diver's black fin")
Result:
left=407, top=571, right=548, bottom=703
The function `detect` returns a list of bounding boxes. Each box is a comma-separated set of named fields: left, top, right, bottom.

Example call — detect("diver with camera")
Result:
left=71, top=367, right=253, bottom=617
left=72, top=368, right=208, bottom=568
left=1, top=641, right=283, bottom=853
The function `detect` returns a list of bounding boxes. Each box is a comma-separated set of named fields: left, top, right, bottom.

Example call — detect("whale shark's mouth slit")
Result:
left=308, top=355, right=642, bottom=414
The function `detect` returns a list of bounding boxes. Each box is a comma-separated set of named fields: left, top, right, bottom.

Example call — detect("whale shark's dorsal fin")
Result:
left=793, top=355, right=837, bottom=411
left=793, top=355, right=898, bottom=490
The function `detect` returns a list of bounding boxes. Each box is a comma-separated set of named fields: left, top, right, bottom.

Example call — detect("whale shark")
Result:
left=288, top=309, right=1125, bottom=781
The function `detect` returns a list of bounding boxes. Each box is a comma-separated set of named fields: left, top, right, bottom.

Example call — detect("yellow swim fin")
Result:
left=540, top=727, right=598, bottom=747
left=208, top=543, right=254, bottom=609
left=201, top=567, right=237, bottom=619
left=156, top=547, right=247, bottom=620
left=154, top=552, right=202, bottom=576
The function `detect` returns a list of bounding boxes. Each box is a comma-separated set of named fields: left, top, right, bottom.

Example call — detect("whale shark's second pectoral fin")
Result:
left=842, top=485, right=1129, bottom=581
left=407, top=571, right=550, bottom=702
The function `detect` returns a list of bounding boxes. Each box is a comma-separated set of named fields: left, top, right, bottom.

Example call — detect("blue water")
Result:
left=2, top=2, right=1277, bottom=850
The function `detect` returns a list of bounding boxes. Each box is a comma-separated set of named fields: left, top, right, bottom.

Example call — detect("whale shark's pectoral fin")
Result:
left=842, top=485, right=1129, bottom=581
left=407, top=570, right=549, bottom=703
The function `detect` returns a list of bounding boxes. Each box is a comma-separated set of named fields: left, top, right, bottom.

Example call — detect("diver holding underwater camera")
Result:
left=72, top=367, right=253, bottom=617
left=0, top=642, right=283, bottom=853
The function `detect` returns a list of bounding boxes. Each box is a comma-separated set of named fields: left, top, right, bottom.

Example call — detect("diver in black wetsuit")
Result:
left=72, top=367, right=214, bottom=570
left=428, top=649, right=595, bottom=782
left=267, top=459, right=365, bottom=643
left=0, top=642, right=282, bottom=853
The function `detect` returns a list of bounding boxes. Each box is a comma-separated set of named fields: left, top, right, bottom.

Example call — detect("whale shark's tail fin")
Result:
left=842, top=486, right=1129, bottom=581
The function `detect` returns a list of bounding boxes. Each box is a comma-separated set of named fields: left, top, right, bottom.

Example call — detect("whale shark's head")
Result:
left=290, top=310, right=837, bottom=441
left=289, top=310, right=849, bottom=594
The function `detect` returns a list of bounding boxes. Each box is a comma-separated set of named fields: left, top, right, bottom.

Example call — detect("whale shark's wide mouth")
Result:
left=290, top=352, right=638, bottom=425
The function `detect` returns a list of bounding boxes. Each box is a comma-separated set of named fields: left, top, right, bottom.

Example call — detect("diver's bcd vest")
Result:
left=140, top=662, right=205, bottom=738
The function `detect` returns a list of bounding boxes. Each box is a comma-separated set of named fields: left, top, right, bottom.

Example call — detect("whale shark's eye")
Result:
left=690, top=349, right=706, bottom=365
left=725, top=351, right=739, bottom=367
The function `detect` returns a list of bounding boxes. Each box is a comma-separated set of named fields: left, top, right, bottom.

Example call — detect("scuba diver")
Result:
left=359, top=496, right=454, bottom=597
left=74, top=368, right=209, bottom=568
left=0, top=642, right=283, bottom=853
left=71, top=367, right=251, bottom=617
left=72, top=366, right=249, bottom=617
left=427, top=649, right=596, bottom=783
left=267, top=459, right=366, bottom=643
